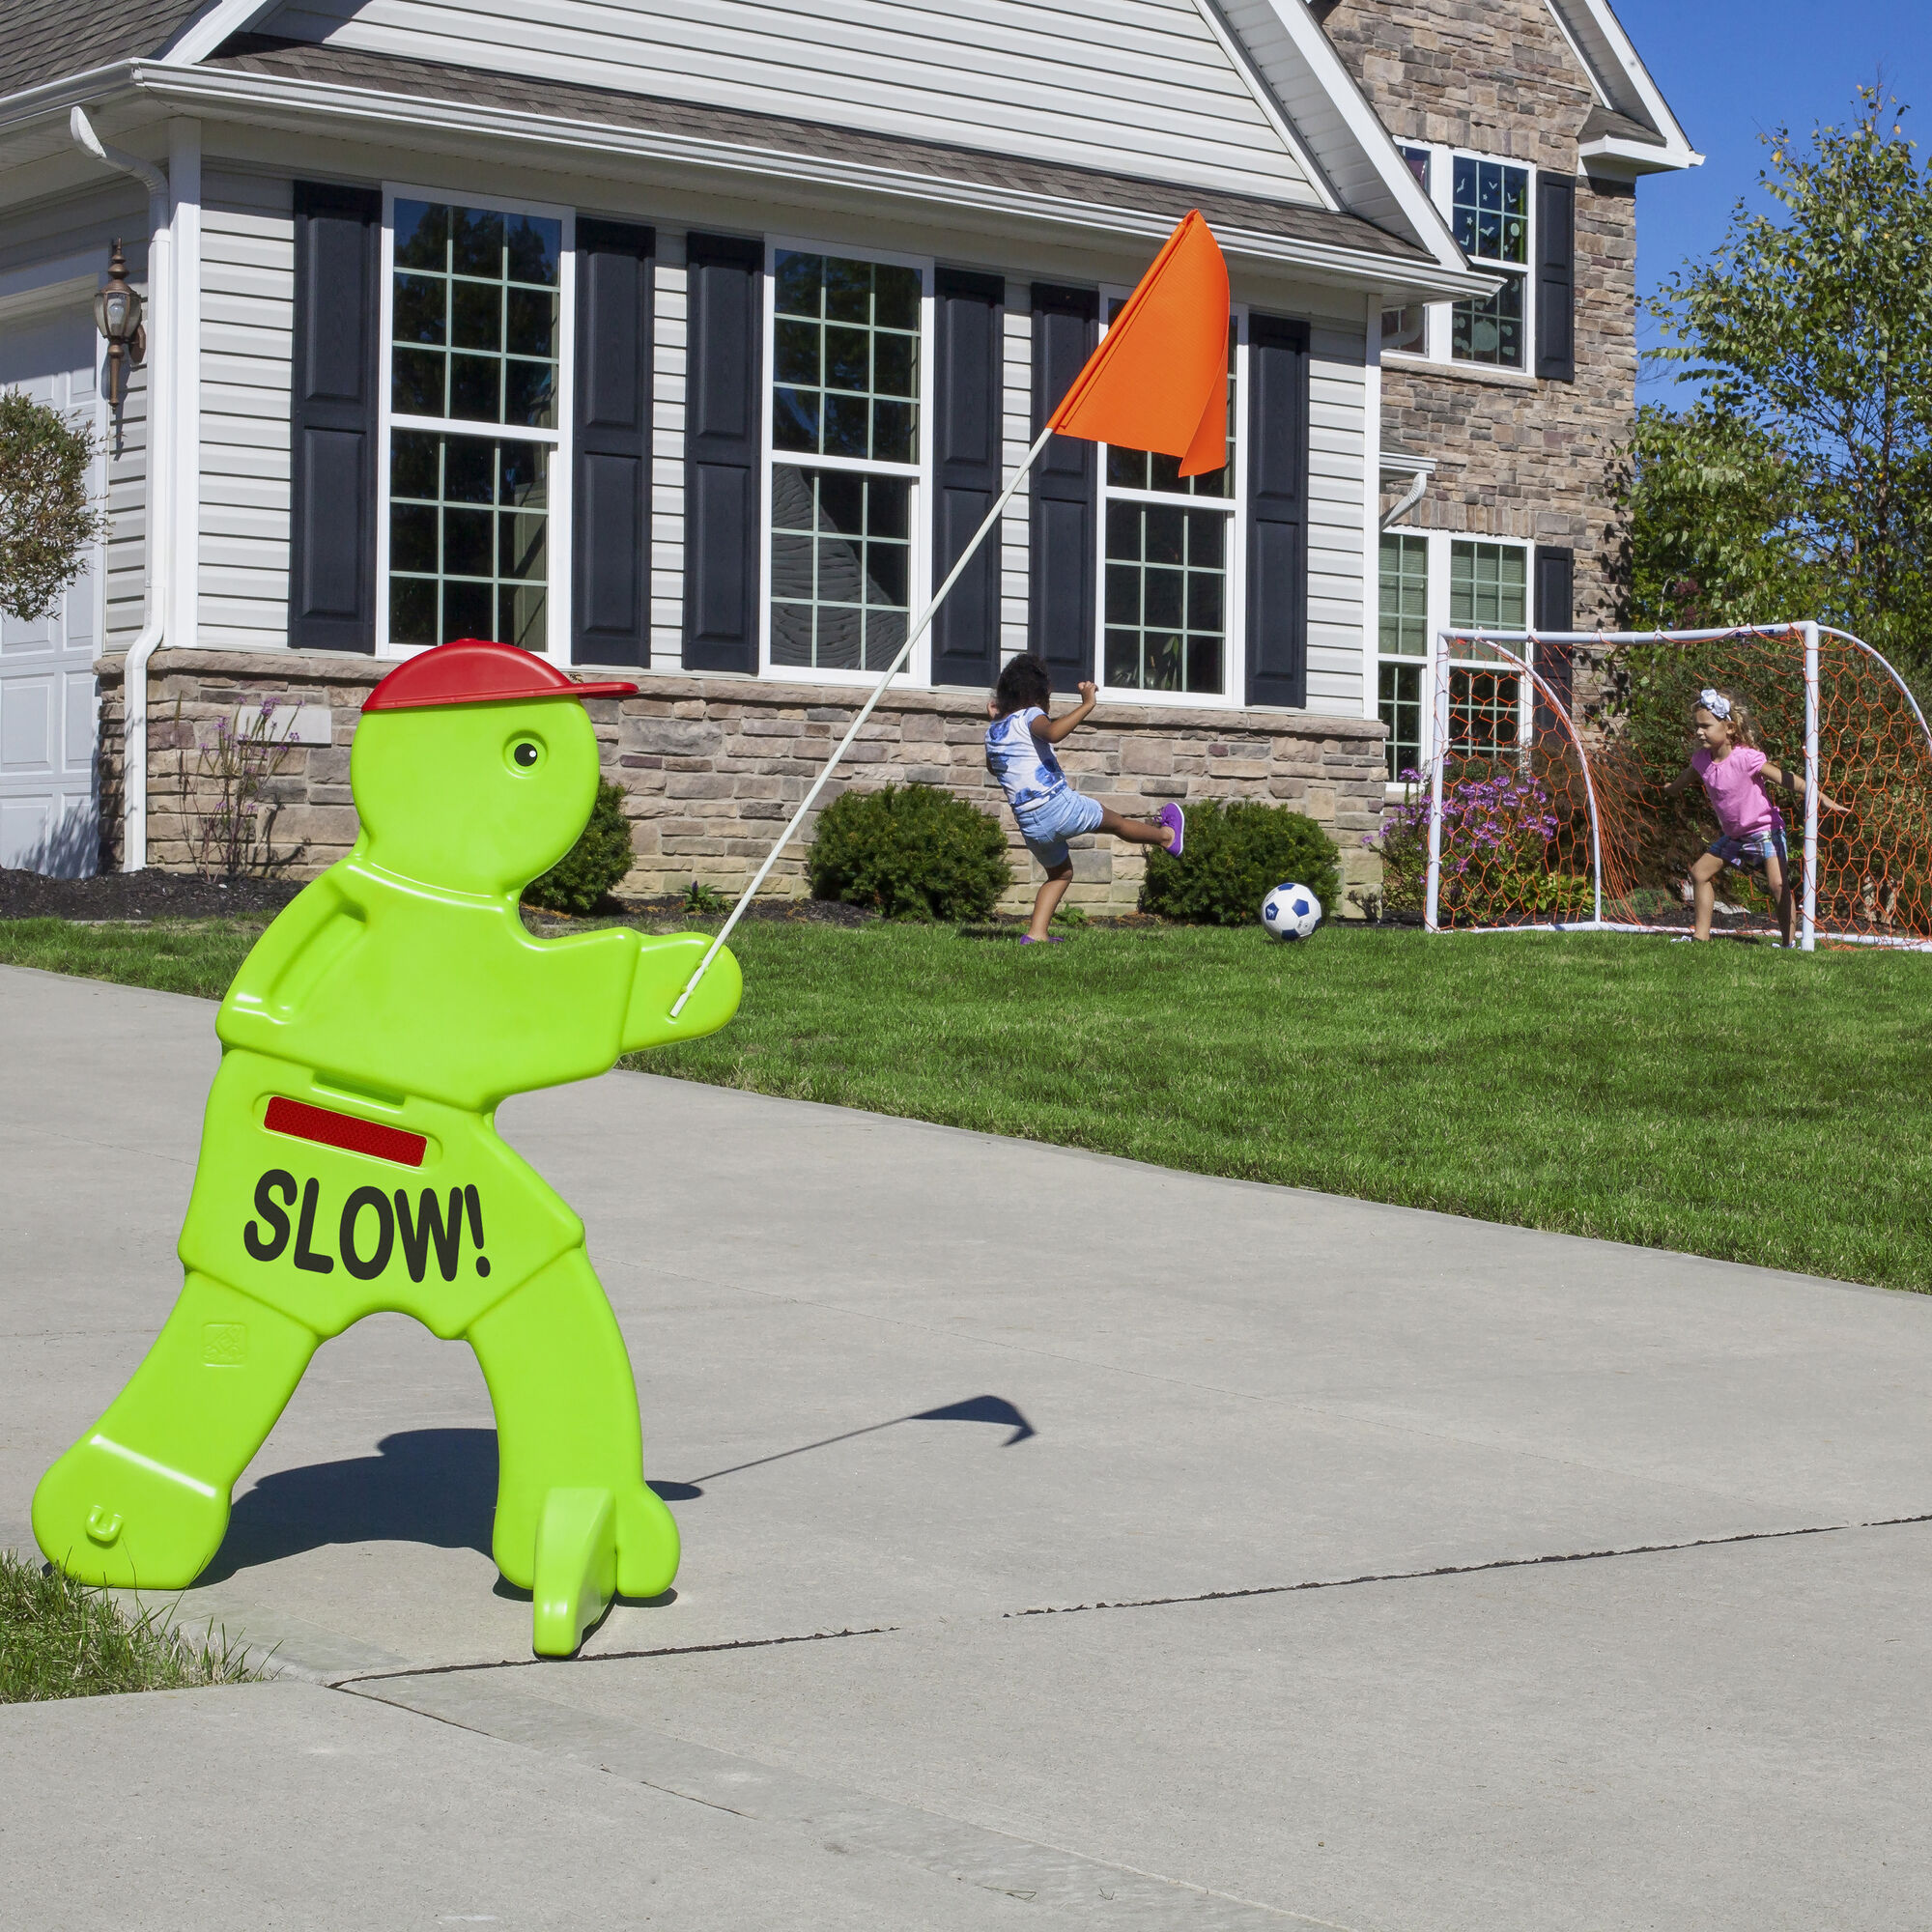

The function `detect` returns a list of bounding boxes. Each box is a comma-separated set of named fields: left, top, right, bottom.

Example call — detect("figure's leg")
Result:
left=466, top=1247, right=679, bottom=1620
left=1026, top=860, right=1073, bottom=940
left=34, top=1272, right=318, bottom=1589
left=1690, top=852, right=1724, bottom=941
left=1763, top=849, right=1794, bottom=946
left=1097, top=806, right=1177, bottom=846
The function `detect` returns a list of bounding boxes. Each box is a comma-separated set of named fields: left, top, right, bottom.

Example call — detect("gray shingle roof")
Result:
left=0, top=0, right=206, bottom=104
left=206, top=38, right=1429, bottom=263
left=1580, top=103, right=1665, bottom=148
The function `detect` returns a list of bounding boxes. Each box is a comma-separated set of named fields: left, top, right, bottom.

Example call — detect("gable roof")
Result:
left=1546, top=0, right=1699, bottom=174
left=206, top=36, right=1437, bottom=270
left=0, top=0, right=1481, bottom=287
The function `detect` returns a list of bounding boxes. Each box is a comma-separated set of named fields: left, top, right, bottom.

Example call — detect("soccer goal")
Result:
left=1382, top=622, right=1932, bottom=952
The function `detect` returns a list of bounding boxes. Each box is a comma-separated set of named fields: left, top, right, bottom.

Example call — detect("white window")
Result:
left=1380, top=146, right=1536, bottom=377
left=1377, top=532, right=1427, bottom=780
left=1375, top=531, right=1532, bottom=776
left=1097, top=302, right=1244, bottom=701
left=377, top=187, right=575, bottom=659
left=1380, top=146, right=1432, bottom=357
left=762, top=242, right=932, bottom=683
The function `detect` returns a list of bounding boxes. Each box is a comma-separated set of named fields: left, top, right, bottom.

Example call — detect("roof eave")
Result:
left=118, top=61, right=1494, bottom=299
left=1578, top=134, right=1703, bottom=181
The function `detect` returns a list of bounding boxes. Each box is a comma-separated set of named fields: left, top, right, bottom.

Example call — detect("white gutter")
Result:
left=70, top=104, right=171, bottom=873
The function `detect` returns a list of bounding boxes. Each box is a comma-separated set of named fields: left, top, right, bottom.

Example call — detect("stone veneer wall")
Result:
left=1318, top=0, right=1637, bottom=626
left=94, top=650, right=1388, bottom=913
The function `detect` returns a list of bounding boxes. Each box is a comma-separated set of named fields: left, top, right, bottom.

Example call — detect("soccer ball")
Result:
left=1261, top=882, right=1322, bottom=941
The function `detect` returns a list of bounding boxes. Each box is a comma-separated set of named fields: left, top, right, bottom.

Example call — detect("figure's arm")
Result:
left=216, top=868, right=368, bottom=1042
left=1662, top=764, right=1697, bottom=797
left=1761, top=759, right=1849, bottom=813
left=621, top=932, right=743, bottom=1053
left=1036, top=682, right=1098, bottom=746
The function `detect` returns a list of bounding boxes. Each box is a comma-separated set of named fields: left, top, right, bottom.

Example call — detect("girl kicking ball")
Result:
left=1663, top=686, right=1846, bottom=945
left=985, top=654, right=1183, bottom=943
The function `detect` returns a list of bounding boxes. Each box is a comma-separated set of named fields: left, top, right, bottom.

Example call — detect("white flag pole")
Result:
left=668, top=422, right=1056, bottom=1018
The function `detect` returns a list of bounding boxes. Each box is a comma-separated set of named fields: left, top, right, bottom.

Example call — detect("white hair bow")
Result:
left=1698, top=688, right=1732, bottom=719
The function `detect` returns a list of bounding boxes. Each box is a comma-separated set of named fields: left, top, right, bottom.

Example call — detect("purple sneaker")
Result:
left=1159, top=803, right=1185, bottom=855
left=1019, top=933, right=1066, bottom=945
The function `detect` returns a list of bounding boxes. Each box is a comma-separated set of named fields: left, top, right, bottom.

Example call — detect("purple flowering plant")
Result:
left=1365, top=764, right=1589, bottom=919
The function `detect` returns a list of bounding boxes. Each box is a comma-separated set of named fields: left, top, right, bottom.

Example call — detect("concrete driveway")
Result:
left=3, top=963, right=1927, bottom=1928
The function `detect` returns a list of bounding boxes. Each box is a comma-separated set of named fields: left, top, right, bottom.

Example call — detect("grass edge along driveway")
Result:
left=2, top=915, right=1926, bottom=1293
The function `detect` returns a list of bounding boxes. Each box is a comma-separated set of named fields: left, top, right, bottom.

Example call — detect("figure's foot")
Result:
left=531, top=1488, right=617, bottom=1658
left=1159, top=803, right=1185, bottom=855
left=613, top=1480, right=681, bottom=1600
left=33, top=1433, right=231, bottom=1591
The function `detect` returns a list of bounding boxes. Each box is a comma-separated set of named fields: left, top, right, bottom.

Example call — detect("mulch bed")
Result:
left=0, top=867, right=305, bottom=923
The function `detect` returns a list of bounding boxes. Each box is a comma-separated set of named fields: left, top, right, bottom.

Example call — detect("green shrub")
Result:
left=1141, top=800, right=1340, bottom=925
left=809, top=783, right=1011, bottom=921
left=525, top=780, right=634, bottom=914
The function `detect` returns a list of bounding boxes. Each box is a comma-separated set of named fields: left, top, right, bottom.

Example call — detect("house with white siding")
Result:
left=0, top=0, right=1690, bottom=909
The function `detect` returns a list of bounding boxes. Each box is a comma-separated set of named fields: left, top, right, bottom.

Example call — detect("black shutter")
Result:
left=572, top=218, right=654, bottom=667
left=1534, top=545, right=1576, bottom=727
left=930, top=268, right=1005, bottom=688
left=1029, top=284, right=1097, bottom=693
left=682, top=233, right=763, bottom=674
left=1245, top=314, right=1310, bottom=710
left=1535, top=173, right=1577, bottom=384
left=288, top=182, right=380, bottom=653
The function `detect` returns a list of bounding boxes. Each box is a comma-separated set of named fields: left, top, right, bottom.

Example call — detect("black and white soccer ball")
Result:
left=1261, top=882, right=1322, bottom=941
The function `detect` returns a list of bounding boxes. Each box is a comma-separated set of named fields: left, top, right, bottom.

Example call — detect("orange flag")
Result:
left=1046, top=212, right=1230, bottom=477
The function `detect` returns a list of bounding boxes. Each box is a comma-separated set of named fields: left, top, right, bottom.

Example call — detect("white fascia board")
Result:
left=125, top=61, right=1500, bottom=300
left=1207, top=0, right=1468, bottom=278
left=1546, top=0, right=1701, bottom=171
left=156, top=0, right=284, bottom=67
left=1579, top=133, right=1701, bottom=181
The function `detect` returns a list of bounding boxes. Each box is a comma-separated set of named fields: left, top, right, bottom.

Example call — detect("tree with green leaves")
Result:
left=0, top=389, right=105, bottom=624
left=1634, top=89, right=1932, bottom=683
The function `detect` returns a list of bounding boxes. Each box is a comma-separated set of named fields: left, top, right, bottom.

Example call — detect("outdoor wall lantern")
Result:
left=93, top=239, right=145, bottom=410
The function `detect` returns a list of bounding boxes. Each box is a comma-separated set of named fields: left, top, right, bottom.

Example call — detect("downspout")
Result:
left=1379, top=469, right=1429, bottom=531
left=70, top=105, right=170, bottom=872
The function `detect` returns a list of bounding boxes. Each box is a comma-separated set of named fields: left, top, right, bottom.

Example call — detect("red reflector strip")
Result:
left=265, top=1095, right=427, bottom=1168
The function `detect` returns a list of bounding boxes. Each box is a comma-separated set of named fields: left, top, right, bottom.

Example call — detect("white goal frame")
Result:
left=1420, top=621, right=1932, bottom=952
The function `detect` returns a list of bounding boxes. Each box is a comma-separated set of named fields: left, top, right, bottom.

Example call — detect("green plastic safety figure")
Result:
left=33, top=641, right=741, bottom=1656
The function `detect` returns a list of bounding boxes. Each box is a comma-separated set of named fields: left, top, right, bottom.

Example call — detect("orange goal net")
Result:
left=1377, top=624, right=1932, bottom=951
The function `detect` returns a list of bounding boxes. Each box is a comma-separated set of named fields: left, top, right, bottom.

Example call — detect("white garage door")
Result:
left=0, top=307, right=104, bottom=877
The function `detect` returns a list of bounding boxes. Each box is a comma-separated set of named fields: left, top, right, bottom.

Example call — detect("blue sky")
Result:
left=1612, top=0, right=1932, bottom=390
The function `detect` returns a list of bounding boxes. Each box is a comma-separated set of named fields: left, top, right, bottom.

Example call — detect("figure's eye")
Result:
left=509, top=738, right=542, bottom=770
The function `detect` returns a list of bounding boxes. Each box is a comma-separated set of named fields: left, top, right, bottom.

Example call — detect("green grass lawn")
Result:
left=1, top=1548, right=260, bottom=1702
left=4, top=914, right=1928, bottom=1291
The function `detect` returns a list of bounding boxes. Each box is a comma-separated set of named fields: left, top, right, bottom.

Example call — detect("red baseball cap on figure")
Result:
left=362, top=639, right=639, bottom=713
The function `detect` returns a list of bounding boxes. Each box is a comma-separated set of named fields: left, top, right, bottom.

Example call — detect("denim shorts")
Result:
left=1014, top=787, right=1106, bottom=869
left=1709, top=819, right=1788, bottom=874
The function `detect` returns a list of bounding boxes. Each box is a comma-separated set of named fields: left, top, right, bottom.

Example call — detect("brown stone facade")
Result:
left=95, top=650, right=1388, bottom=913
left=1319, top=0, right=1636, bottom=625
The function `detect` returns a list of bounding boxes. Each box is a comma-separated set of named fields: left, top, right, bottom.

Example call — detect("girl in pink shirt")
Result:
left=1663, top=687, right=1844, bottom=944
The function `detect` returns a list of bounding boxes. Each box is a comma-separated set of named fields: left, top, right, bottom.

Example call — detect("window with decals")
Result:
left=1450, top=158, right=1530, bottom=370
left=1380, top=147, right=1432, bottom=357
